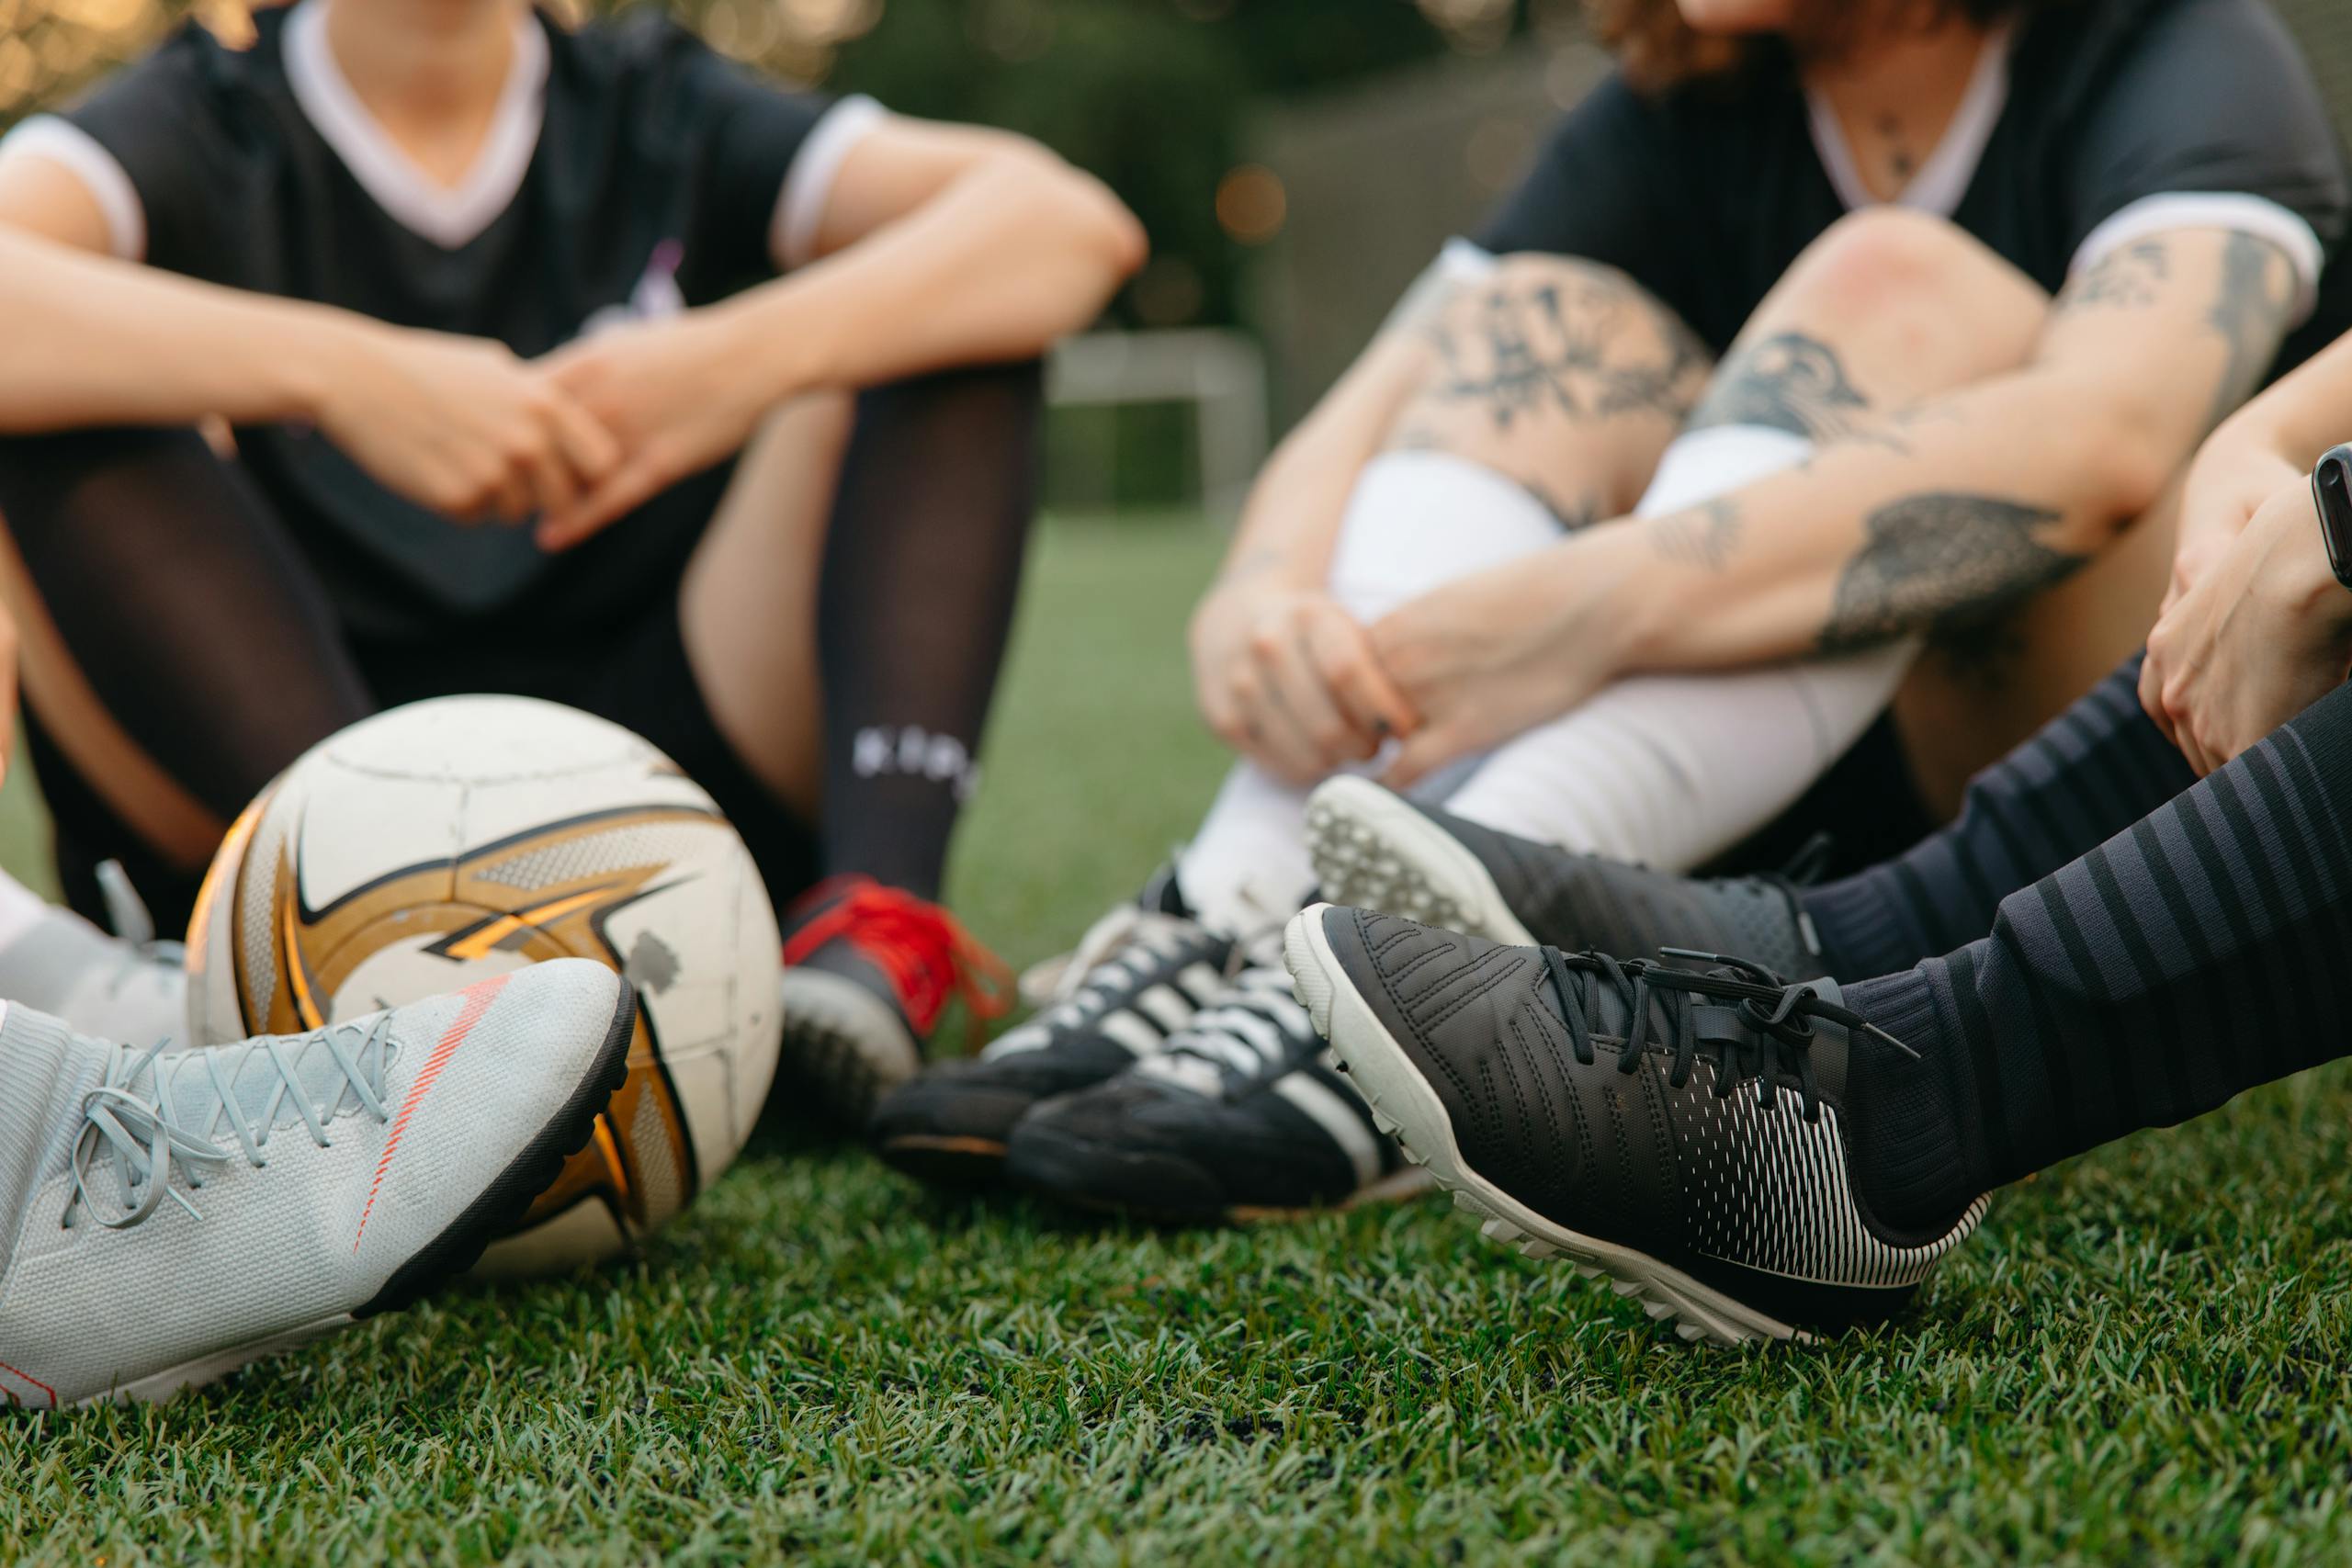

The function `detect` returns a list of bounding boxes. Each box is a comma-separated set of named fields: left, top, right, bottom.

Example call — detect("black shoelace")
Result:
left=1538, top=945, right=1918, bottom=1122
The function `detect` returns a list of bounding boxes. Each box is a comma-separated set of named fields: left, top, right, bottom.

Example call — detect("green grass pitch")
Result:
left=5, top=515, right=2352, bottom=1564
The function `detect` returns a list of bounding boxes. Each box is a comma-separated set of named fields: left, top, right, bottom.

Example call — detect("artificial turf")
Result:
left=5, top=515, right=2352, bottom=1564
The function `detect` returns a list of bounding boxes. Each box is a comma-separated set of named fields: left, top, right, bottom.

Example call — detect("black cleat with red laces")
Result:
left=779, top=876, right=1012, bottom=1126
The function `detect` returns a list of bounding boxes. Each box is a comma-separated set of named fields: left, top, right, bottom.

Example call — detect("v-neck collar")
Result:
left=1804, top=21, right=2017, bottom=218
left=284, top=0, right=548, bottom=250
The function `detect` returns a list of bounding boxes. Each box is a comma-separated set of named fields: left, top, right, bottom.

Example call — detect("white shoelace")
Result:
left=65, top=1016, right=398, bottom=1231
left=988, top=910, right=1209, bottom=1059
left=1148, top=966, right=1318, bottom=1093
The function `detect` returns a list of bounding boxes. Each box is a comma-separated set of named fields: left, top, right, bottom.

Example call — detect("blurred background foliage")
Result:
left=0, top=0, right=1554, bottom=333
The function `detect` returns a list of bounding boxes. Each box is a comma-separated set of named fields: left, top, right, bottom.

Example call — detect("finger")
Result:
left=1194, top=680, right=1246, bottom=754
left=2168, top=686, right=2213, bottom=776
left=1241, top=696, right=1331, bottom=786
left=489, top=466, right=537, bottom=527
left=2137, top=654, right=2175, bottom=743
left=1229, top=659, right=1330, bottom=784
left=2180, top=726, right=2217, bottom=780
left=545, top=393, right=623, bottom=488
left=518, top=434, right=580, bottom=521
left=1262, top=631, right=1377, bottom=769
left=1306, top=613, right=1419, bottom=739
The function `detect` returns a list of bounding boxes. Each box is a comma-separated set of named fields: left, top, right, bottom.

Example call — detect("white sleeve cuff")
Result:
left=0, top=115, right=145, bottom=261
left=1372, top=238, right=1498, bottom=338
left=2071, top=191, right=2325, bottom=326
left=769, top=95, right=889, bottom=271
left=1436, top=236, right=1499, bottom=282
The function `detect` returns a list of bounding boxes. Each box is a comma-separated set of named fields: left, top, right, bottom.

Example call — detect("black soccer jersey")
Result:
left=0, top=3, right=876, bottom=636
left=1472, top=0, right=2352, bottom=373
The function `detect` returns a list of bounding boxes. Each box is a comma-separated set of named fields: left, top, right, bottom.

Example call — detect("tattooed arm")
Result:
left=2210, top=319, right=2352, bottom=469
left=1613, top=226, right=2299, bottom=668
left=1363, top=228, right=2301, bottom=783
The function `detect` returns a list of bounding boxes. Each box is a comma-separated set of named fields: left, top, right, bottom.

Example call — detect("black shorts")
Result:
left=21, top=454, right=818, bottom=935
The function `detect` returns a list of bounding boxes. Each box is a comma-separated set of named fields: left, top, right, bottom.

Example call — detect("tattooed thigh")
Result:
left=1385, top=254, right=1713, bottom=523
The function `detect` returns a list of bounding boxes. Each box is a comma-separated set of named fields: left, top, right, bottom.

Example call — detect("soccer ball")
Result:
left=184, top=695, right=782, bottom=1277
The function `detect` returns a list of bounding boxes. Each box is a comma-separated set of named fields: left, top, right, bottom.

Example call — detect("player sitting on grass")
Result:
left=0, top=585, right=645, bottom=1407
left=875, top=0, right=2350, bottom=1222
left=1282, top=312, right=2352, bottom=1339
left=0, top=0, right=1145, bottom=1128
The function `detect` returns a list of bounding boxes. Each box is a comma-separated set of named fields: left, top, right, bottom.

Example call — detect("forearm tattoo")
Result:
left=2060, top=241, right=2170, bottom=310
left=2203, top=231, right=2296, bottom=433
left=1818, top=492, right=2082, bottom=656
left=1420, top=272, right=1708, bottom=431
left=2059, top=232, right=2294, bottom=434
left=1647, top=497, right=1743, bottom=572
left=1686, top=333, right=1872, bottom=443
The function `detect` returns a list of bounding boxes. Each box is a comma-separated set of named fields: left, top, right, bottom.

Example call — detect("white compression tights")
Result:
left=1174, top=431, right=1918, bottom=935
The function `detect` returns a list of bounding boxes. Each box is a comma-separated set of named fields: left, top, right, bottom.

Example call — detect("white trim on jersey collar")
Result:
left=771, top=96, right=889, bottom=270
left=1804, top=19, right=2017, bottom=219
left=284, top=0, right=549, bottom=251
left=2073, top=192, right=2326, bottom=328
left=0, top=117, right=146, bottom=261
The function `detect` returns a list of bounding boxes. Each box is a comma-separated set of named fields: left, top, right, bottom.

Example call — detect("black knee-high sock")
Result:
left=1840, top=677, right=2352, bottom=1232
left=1801, top=654, right=2197, bottom=978
left=0, top=428, right=370, bottom=927
left=814, top=361, right=1041, bottom=901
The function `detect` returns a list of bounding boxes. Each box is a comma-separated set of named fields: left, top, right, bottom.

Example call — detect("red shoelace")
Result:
left=783, top=876, right=1014, bottom=1046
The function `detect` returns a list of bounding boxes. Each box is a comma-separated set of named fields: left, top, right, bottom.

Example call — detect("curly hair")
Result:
left=1585, top=1, right=2054, bottom=89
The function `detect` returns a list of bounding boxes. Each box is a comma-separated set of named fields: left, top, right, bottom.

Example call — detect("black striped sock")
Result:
left=1841, top=676, right=2352, bottom=1229
left=1802, top=654, right=2196, bottom=979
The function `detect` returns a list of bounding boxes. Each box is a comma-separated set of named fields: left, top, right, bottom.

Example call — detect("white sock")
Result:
left=1441, top=426, right=1921, bottom=869
left=1176, top=452, right=1563, bottom=934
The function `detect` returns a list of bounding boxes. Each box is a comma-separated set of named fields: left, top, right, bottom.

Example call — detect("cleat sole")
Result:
left=1304, top=778, right=1540, bottom=946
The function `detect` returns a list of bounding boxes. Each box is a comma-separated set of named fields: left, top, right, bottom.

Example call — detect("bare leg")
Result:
left=679, top=389, right=851, bottom=827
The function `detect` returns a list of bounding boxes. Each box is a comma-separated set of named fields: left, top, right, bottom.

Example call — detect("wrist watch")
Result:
left=2314, top=444, right=2352, bottom=593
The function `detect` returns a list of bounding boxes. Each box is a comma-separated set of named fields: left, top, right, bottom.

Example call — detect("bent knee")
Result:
left=1783, top=209, right=2045, bottom=324
left=1380, top=251, right=1707, bottom=511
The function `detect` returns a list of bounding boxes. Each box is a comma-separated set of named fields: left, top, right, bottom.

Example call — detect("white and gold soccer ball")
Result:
left=184, top=695, right=782, bottom=1277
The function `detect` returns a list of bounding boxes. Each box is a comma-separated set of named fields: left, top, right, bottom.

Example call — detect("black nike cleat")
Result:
left=1004, top=958, right=1430, bottom=1224
left=1284, top=904, right=1986, bottom=1342
left=868, top=870, right=1233, bottom=1189
left=1303, top=775, right=1829, bottom=980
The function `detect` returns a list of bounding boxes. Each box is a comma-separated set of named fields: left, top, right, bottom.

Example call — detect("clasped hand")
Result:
left=2142, top=467, right=2352, bottom=776
left=1189, top=532, right=1631, bottom=789
left=314, top=310, right=775, bottom=551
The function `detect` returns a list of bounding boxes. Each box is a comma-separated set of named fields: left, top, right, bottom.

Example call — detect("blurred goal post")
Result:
left=1046, top=328, right=1269, bottom=521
